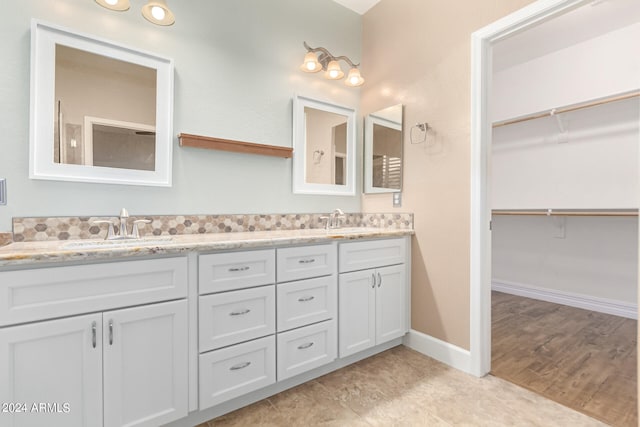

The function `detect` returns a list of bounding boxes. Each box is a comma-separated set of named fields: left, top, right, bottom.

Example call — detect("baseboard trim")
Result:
left=492, top=280, right=637, bottom=319
left=403, top=329, right=472, bottom=375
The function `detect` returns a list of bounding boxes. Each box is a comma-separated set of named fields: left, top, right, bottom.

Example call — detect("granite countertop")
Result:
left=0, top=227, right=414, bottom=267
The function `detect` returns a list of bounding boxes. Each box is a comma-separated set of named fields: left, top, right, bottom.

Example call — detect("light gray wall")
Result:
left=0, top=0, right=362, bottom=231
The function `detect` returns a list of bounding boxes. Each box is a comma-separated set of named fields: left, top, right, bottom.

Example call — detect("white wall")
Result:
left=492, top=22, right=640, bottom=122
left=491, top=19, right=639, bottom=310
left=492, top=215, right=638, bottom=305
left=492, top=97, right=639, bottom=209
left=0, top=1, right=362, bottom=232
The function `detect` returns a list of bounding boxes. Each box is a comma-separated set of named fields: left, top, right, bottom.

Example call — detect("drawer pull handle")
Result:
left=230, top=309, right=251, bottom=316
left=298, top=258, right=316, bottom=264
left=298, top=295, right=315, bottom=302
left=229, top=266, right=250, bottom=272
left=298, top=342, right=314, bottom=350
left=230, top=361, right=251, bottom=371
left=91, top=321, right=97, bottom=349
left=371, top=273, right=376, bottom=288
left=377, top=272, right=382, bottom=288
left=109, top=319, right=114, bottom=345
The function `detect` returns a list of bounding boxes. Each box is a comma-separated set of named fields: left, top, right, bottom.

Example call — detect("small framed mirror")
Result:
left=30, top=20, right=174, bottom=186
left=292, top=95, right=356, bottom=196
left=364, top=104, right=403, bottom=193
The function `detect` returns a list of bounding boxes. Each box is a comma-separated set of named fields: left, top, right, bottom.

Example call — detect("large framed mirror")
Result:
left=364, top=104, right=403, bottom=193
left=292, top=95, right=356, bottom=195
left=30, top=20, right=174, bottom=186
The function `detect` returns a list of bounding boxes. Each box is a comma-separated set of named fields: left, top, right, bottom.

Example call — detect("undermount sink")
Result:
left=325, top=227, right=381, bottom=237
left=63, top=236, right=174, bottom=249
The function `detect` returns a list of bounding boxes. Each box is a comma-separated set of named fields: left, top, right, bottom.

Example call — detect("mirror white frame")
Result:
left=364, top=106, right=403, bottom=193
left=292, top=95, right=356, bottom=195
left=29, top=20, right=174, bottom=186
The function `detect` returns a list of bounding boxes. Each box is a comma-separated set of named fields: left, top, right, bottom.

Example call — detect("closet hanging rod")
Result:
left=492, top=210, right=638, bottom=217
left=492, top=91, right=640, bottom=128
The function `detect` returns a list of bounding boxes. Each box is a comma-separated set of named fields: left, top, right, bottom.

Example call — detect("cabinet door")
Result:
left=338, top=269, right=376, bottom=358
left=103, top=300, right=188, bottom=427
left=375, top=264, right=407, bottom=345
left=0, top=314, right=102, bottom=427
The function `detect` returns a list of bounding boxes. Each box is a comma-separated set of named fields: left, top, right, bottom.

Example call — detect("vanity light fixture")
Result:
left=141, top=0, right=175, bottom=26
left=95, top=0, right=175, bottom=26
left=95, top=0, right=130, bottom=11
left=301, top=42, right=364, bottom=87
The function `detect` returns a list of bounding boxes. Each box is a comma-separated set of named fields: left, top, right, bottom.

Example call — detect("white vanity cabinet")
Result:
left=338, top=238, right=409, bottom=358
left=0, top=257, right=189, bottom=427
left=198, top=249, right=277, bottom=410
left=276, top=244, right=337, bottom=381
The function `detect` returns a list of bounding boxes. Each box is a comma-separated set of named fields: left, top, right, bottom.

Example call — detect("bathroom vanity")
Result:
left=0, top=228, right=411, bottom=427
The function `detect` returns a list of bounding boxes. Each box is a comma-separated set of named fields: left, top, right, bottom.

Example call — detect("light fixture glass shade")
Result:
left=345, top=67, right=365, bottom=87
left=300, top=52, right=322, bottom=73
left=142, top=0, right=175, bottom=26
left=95, top=0, right=130, bottom=11
left=324, top=60, right=344, bottom=80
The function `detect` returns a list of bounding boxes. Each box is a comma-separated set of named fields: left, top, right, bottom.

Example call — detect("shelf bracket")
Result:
left=550, top=109, right=569, bottom=143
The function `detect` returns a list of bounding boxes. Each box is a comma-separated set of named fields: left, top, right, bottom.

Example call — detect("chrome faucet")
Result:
left=321, top=208, right=346, bottom=230
left=93, top=208, right=151, bottom=240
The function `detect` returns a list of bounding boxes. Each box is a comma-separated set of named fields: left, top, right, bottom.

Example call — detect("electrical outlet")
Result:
left=0, top=179, right=5, bottom=205
left=393, top=192, right=402, bottom=207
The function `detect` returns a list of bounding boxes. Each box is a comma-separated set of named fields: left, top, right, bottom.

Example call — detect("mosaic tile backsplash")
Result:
left=11, top=213, right=413, bottom=242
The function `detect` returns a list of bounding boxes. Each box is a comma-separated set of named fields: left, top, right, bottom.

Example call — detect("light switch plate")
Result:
left=0, top=179, right=5, bottom=205
left=393, top=192, right=401, bottom=207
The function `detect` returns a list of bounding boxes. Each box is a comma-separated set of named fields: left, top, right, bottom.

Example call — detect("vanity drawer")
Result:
left=277, top=276, right=336, bottom=332
left=339, top=237, right=406, bottom=273
left=199, top=335, right=276, bottom=410
left=199, top=285, right=276, bottom=352
left=277, top=319, right=337, bottom=381
left=277, top=244, right=336, bottom=282
left=0, top=257, right=188, bottom=326
left=199, top=249, right=275, bottom=294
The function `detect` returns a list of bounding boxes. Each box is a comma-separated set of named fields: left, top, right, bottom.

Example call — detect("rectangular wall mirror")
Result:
left=364, top=104, right=403, bottom=193
left=30, top=20, right=174, bottom=186
left=292, top=95, right=356, bottom=195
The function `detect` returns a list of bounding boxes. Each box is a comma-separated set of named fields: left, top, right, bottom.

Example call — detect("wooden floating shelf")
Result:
left=178, top=133, right=293, bottom=159
left=492, top=210, right=638, bottom=217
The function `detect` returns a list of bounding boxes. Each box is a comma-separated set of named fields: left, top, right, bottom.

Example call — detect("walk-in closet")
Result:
left=489, top=1, right=639, bottom=425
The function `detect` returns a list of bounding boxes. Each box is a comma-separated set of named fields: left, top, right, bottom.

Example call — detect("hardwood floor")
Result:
left=492, top=291, right=638, bottom=427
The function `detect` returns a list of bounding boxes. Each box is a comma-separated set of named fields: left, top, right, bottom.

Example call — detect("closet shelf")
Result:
left=492, top=90, right=640, bottom=128
left=492, top=210, right=638, bottom=217
left=178, top=133, right=293, bottom=158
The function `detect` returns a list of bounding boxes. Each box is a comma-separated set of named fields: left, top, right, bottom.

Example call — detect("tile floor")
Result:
left=197, top=345, right=605, bottom=426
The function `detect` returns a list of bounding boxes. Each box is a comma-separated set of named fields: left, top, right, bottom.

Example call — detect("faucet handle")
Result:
left=131, top=219, right=151, bottom=239
left=92, top=220, right=116, bottom=240
left=319, top=216, right=330, bottom=230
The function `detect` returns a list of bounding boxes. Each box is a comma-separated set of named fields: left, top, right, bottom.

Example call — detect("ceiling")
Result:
left=332, top=0, right=380, bottom=15
left=493, top=0, right=640, bottom=71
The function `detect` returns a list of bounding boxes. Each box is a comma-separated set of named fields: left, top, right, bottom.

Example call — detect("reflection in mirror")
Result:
left=55, top=45, right=157, bottom=171
left=364, top=104, right=403, bottom=193
left=30, top=20, right=174, bottom=186
left=293, top=96, right=356, bottom=195
left=304, top=107, right=347, bottom=186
